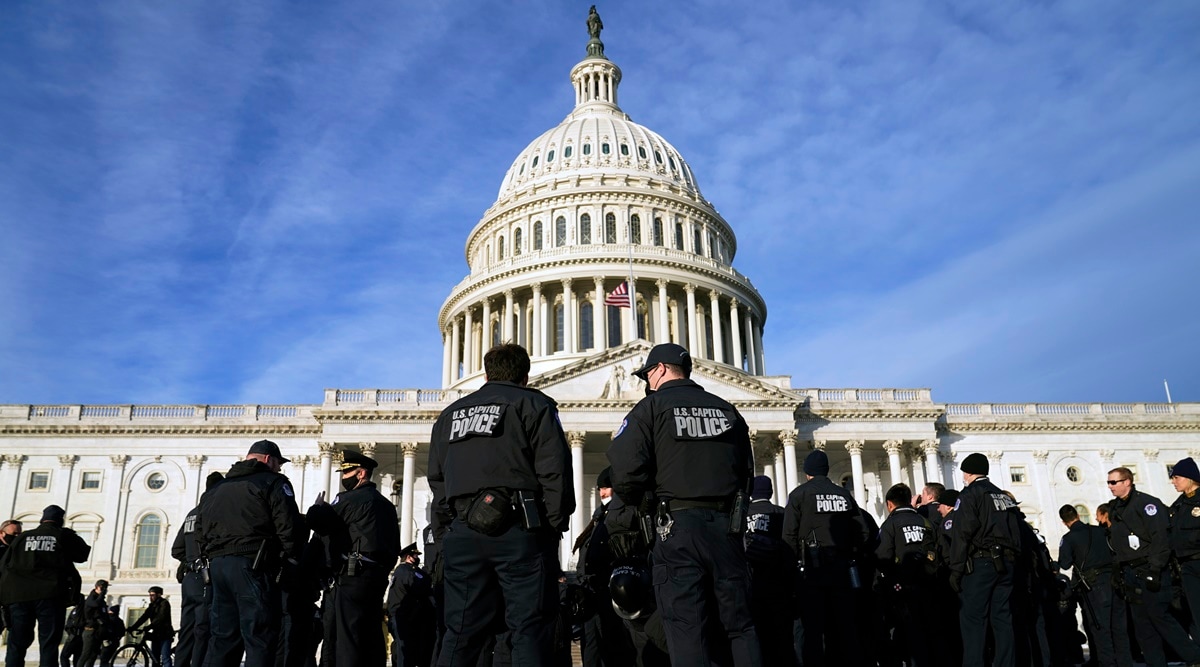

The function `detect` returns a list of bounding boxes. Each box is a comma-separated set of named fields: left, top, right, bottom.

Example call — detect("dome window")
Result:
left=620, top=144, right=630, bottom=156
left=583, top=144, right=592, bottom=156
left=579, top=214, right=592, bottom=244
left=669, top=156, right=677, bottom=171
left=564, top=146, right=573, bottom=158
left=605, top=213, right=617, bottom=244
left=653, top=218, right=664, bottom=246
left=674, top=222, right=684, bottom=251
left=630, top=215, right=642, bottom=244
left=601, top=143, right=611, bottom=155
left=532, top=155, right=539, bottom=167
left=654, top=151, right=663, bottom=164
left=498, top=236, right=506, bottom=260
left=514, top=229, right=523, bottom=255
left=638, top=146, right=647, bottom=159
left=519, top=164, right=525, bottom=175
left=555, top=217, right=567, bottom=247
left=547, top=150, right=555, bottom=162
left=533, top=221, right=544, bottom=250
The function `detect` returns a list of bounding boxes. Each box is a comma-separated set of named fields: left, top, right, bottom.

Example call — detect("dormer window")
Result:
left=564, top=145, right=573, bottom=158
left=638, top=146, right=647, bottom=159
left=547, top=150, right=555, bottom=162
left=532, top=155, right=539, bottom=167
left=601, top=143, right=611, bottom=155
left=583, top=144, right=592, bottom=156
left=620, top=144, right=630, bottom=156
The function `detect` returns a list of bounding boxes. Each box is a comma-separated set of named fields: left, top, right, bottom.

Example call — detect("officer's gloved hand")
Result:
left=949, top=570, right=964, bottom=593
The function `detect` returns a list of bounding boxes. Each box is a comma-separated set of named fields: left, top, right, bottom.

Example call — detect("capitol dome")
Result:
left=438, top=16, right=768, bottom=388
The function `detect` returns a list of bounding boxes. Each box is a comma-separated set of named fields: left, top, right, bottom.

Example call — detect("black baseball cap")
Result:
left=632, top=344, right=692, bottom=380
left=248, top=439, right=290, bottom=463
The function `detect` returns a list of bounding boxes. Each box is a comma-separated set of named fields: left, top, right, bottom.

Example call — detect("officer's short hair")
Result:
left=923, top=482, right=945, bottom=502
left=885, top=483, right=912, bottom=507
left=484, top=344, right=531, bottom=383
left=662, top=363, right=690, bottom=379
left=1095, top=502, right=1110, bottom=517
left=0, top=519, right=21, bottom=532
left=1108, top=466, right=1134, bottom=482
left=1058, top=504, right=1079, bottom=522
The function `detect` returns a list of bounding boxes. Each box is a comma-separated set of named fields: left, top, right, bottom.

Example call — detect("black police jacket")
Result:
left=606, top=378, right=754, bottom=505
left=196, top=459, right=305, bottom=561
left=1109, top=487, right=1171, bottom=570
left=1056, top=521, right=1111, bottom=584
left=428, top=380, right=574, bottom=532
left=1170, top=490, right=1200, bottom=559
left=935, top=510, right=956, bottom=568
left=745, top=499, right=792, bottom=569
left=386, top=562, right=433, bottom=624
left=172, top=503, right=202, bottom=566
left=876, top=507, right=935, bottom=582
left=0, top=522, right=90, bottom=605
left=130, top=597, right=174, bottom=638
left=946, top=476, right=1022, bottom=575
left=307, top=481, right=400, bottom=573
left=782, top=474, right=868, bottom=559
left=83, top=589, right=108, bottom=629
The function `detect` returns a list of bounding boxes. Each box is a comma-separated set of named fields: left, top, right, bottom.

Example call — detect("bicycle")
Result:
left=112, top=629, right=158, bottom=667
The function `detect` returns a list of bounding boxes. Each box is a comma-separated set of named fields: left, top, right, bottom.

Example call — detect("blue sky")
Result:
left=2, top=1, right=1198, bottom=406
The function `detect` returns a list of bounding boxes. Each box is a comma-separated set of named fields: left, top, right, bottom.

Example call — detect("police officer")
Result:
left=0, top=504, right=90, bottom=667
left=387, top=543, right=435, bottom=667
left=607, top=343, right=762, bottom=667
left=946, top=453, right=1021, bottom=667
left=428, top=343, right=574, bottom=665
left=930, top=488, right=962, bottom=667
left=171, top=471, right=222, bottom=667
left=77, top=580, right=109, bottom=667
left=783, top=449, right=869, bottom=667
left=307, top=450, right=401, bottom=666
left=875, top=483, right=936, bottom=667
left=574, top=467, right=636, bottom=667
left=1056, top=504, right=1118, bottom=667
left=197, top=439, right=306, bottom=667
left=744, top=475, right=795, bottom=667
left=1107, top=465, right=1200, bottom=667
left=1169, top=457, right=1200, bottom=640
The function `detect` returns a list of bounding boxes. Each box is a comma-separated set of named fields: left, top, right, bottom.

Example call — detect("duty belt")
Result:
left=1120, top=556, right=1150, bottom=569
left=970, top=547, right=1017, bottom=559
left=666, top=498, right=732, bottom=512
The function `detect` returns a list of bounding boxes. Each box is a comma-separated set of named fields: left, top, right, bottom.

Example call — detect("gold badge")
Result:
left=1191, top=507, right=1200, bottom=518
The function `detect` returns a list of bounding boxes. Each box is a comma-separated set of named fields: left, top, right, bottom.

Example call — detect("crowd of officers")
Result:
left=6, top=341, right=1200, bottom=667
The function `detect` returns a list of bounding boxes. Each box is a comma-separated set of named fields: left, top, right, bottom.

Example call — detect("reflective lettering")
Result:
left=672, top=407, right=732, bottom=439
left=814, top=494, right=850, bottom=513
left=902, top=525, right=925, bottom=544
left=449, top=405, right=503, bottom=441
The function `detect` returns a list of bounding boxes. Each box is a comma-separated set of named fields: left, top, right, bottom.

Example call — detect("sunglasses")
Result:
left=1107, top=479, right=1129, bottom=485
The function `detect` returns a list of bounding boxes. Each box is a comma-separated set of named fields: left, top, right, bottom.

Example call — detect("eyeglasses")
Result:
left=1107, top=479, right=1129, bottom=485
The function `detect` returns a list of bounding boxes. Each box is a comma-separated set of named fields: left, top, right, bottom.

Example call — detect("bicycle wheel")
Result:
left=114, top=643, right=152, bottom=667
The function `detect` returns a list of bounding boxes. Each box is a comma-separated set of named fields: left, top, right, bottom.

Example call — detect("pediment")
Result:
left=529, top=340, right=799, bottom=405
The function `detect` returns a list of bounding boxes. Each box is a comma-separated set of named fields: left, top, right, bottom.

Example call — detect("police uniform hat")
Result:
left=632, top=343, right=692, bottom=380
left=961, top=453, right=989, bottom=475
left=148, top=586, right=164, bottom=595
left=108, top=605, right=120, bottom=613
left=1171, top=457, right=1200, bottom=484
left=596, top=467, right=613, bottom=489
left=339, top=450, right=379, bottom=472
left=803, top=450, right=830, bottom=476
left=248, top=439, right=290, bottom=463
left=751, top=475, right=773, bottom=500
left=400, top=542, right=421, bottom=557
left=41, top=504, right=66, bottom=524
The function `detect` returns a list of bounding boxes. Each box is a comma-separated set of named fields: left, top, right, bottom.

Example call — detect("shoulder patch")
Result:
left=614, top=418, right=628, bottom=438
left=1145, top=503, right=1158, bottom=516
left=953, top=499, right=961, bottom=511
left=281, top=483, right=294, bottom=498
left=1191, top=507, right=1200, bottom=518
left=944, top=519, right=953, bottom=530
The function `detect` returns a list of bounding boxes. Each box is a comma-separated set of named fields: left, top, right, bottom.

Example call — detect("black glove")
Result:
left=949, top=570, right=964, bottom=593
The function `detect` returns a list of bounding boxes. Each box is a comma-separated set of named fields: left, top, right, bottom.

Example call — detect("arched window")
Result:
left=533, top=221, right=543, bottom=250
left=555, top=217, right=567, bottom=247
left=583, top=143, right=592, bottom=156
left=620, top=144, right=630, bottom=156
left=708, top=232, right=717, bottom=259
left=498, top=236, right=506, bottom=260
left=693, top=229, right=702, bottom=255
left=554, top=303, right=565, bottom=353
left=547, top=149, right=555, bottom=162
left=638, top=146, right=647, bottom=160
left=134, top=514, right=162, bottom=569
left=601, top=143, right=611, bottom=155
left=605, top=213, right=617, bottom=244
left=579, top=214, right=592, bottom=244
left=580, top=302, right=594, bottom=350
left=636, top=302, right=648, bottom=339
left=1075, top=504, right=1092, bottom=525
left=491, top=320, right=501, bottom=348
left=564, top=145, right=573, bottom=159
left=653, top=218, right=663, bottom=246
left=514, top=228, right=523, bottom=255
left=674, top=222, right=684, bottom=250
left=607, top=305, right=622, bottom=347
left=630, top=215, right=641, bottom=244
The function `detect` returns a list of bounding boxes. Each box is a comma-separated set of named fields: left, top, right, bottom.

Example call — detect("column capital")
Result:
left=401, top=442, right=420, bottom=457
left=531, top=282, right=543, bottom=293
left=682, top=283, right=696, bottom=294
left=729, top=297, right=740, bottom=309
left=1189, top=448, right=1200, bottom=460
left=292, top=455, right=310, bottom=469
left=1100, top=448, right=1116, bottom=462
left=186, top=455, right=207, bottom=469
left=777, top=429, right=797, bottom=447
left=1032, top=450, right=1049, bottom=463
left=882, top=440, right=903, bottom=455
left=318, top=442, right=336, bottom=456
left=748, top=429, right=759, bottom=447
left=812, top=439, right=827, bottom=451
left=709, top=289, right=722, bottom=301
left=563, top=277, right=574, bottom=288
left=109, top=454, right=129, bottom=467
left=504, top=288, right=514, bottom=299
left=940, top=450, right=957, bottom=465
left=567, top=431, right=587, bottom=448
left=58, top=455, right=78, bottom=468
left=5, top=454, right=27, bottom=466
left=359, top=442, right=377, bottom=458
left=655, top=278, right=667, bottom=288
left=987, top=450, right=1004, bottom=461
left=1143, top=449, right=1160, bottom=462
left=845, top=439, right=865, bottom=455
left=919, top=439, right=939, bottom=455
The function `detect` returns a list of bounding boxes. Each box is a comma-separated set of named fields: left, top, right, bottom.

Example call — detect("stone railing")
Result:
left=798, top=388, right=933, bottom=402
left=944, top=403, right=1192, bottom=417
left=322, top=389, right=467, bottom=408
left=5, top=404, right=316, bottom=422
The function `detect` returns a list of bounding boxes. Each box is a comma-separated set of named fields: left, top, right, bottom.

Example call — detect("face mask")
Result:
left=341, top=476, right=359, bottom=492
left=644, top=384, right=655, bottom=397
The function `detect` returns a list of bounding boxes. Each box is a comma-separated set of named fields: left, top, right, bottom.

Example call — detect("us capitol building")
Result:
left=2, top=17, right=1197, bottom=618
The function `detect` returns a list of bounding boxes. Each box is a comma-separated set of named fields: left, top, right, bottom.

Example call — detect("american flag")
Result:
left=604, top=281, right=631, bottom=308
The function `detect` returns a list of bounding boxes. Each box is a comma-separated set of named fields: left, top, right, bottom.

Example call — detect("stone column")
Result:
left=0, top=455, right=24, bottom=520
left=743, top=311, right=757, bottom=375
left=909, top=445, right=927, bottom=491
left=482, top=297, right=493, bottom=353
left=884, top=440, right=904, bottom=488
left=318, top=442, right=335, bottom=499
left=779, top=430, right=799, bottom=494
left=450, top=318, right=462, bottom=381
left=922, top=439, right=941, bottom=484
left=57, top=455, right=78, bottom=511
left=592, top=278, right=605, bottom=351
left=563, top=279, right=576, bottom=353
left=729, top=298, right=743, bottom=371
left=684, top=284, right=698, bottom=353
left=1031, top=450, right=1051, bottom=532
left=568, top=432, right=587, bottom=549
left=846, top=440, right=866, bottom=506
left=773, top=447, right=787, bottom=505
left=103, top=454, right=128, bottom=576
left=656, top=279, right=669, bottom=344
left=463, top=306, right=475, bottom=374
left=400, top=443, right=419, bottom=546
left=503, top=290, right=515, bottom=343
left=442, top=329, right=452, bottom=387
left=187, top=455, right=207, bottom=505
left=753, top=321, right=766, bottom=375
left=531, top=283, right=543, bottom=357
left=290, top=456, right=308, bottom=506
left=709, top=290, right=725, bottom=363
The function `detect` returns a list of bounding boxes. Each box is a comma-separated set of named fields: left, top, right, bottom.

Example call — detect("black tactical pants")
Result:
left=959, top=556, right=1014, bottom=667
left=1181, top=558, right=1200, bottom=640
left=206, top=554, right=278, bottom=667
left=59, top=632, right=81, bottom=667
left=651, top=508, right=763, bottom=667
left=438, top=519, right=558, bottom=666
left=320, top=569, right=389, bottom=667
left=1119, top=565, right=1200, bottom=667
left=796, top=564, right=862, bottom=667
left=175, top=570, right=208, bottom=667
left=1078, top=578, right=1118, bottom=667
left=5, top=598, right=66, bottom=667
